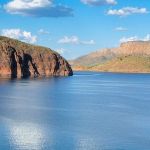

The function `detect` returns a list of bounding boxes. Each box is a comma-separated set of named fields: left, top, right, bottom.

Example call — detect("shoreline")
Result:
left=72, top=69, right=150, bottom=74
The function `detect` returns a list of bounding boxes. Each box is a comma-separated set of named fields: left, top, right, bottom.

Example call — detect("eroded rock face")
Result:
left=112, top=41, right=150, bottom=55
left=0, top=36, right=73, bottom=78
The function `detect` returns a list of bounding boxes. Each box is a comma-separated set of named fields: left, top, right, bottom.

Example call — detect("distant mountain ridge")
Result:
left=71, top=41, right=150, bottom=73
left=70, top=49, right=116, bottom=67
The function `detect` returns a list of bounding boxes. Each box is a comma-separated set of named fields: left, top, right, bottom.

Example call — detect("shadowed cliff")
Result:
left=0, top=36, right=73, bottom=78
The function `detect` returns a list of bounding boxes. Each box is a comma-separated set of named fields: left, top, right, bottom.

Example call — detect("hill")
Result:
left=0, top=36, right=73, bottom=78
left=70, top=49, right=116, bottom=67
left=71, top=41, right=150, bottom=73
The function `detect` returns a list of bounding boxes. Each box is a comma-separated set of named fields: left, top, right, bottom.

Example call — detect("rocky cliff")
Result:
left=0, top=36, right=73, bottom=78
left=112, top=41, right=150, bottom=55
left=71, top=41, right=150, bottom=73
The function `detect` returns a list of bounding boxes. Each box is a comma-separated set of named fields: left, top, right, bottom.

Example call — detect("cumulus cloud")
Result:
left=58, top=36, right=79, bottom=44
left=120, top=34, right=150, bottom=43
left=115, top=27, right=127, bottom=31
left=81, top=0, right=117, bottom=6
left=58, top=36, right=95, bottom=45
left=1, top=29, right=37, bottom=44
left=107, top=7, right=148, bottom=16
left=120, top=36, right=138, bottom=43
left=4, top=0, right=73, bottom=17
left=55, top=48, right=66, bottom=54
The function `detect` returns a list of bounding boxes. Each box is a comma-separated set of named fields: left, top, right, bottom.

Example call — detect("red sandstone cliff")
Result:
left=0, top=36, right=73, bottom=78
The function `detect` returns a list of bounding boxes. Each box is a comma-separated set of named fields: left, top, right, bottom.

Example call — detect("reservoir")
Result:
left=0, top=72, right=150, bottom=150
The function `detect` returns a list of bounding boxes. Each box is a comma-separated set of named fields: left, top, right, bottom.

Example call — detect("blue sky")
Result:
left=0, top=0, right=150, bottom=59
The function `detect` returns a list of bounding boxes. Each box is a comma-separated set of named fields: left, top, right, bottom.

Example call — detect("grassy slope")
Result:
left=88, top=55, right=150, bottom=73
left=71, top=41, right=150, bottom=73
left=71, top=49, right=116, bottom=67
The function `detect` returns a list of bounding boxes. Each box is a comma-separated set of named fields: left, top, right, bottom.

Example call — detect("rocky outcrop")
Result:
left=112, top=41, right=150, bottom=55
left=0, top=36, right=73, bottom=78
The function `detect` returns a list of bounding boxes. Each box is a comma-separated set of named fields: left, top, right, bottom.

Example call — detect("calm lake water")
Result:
left=0, top=71, right=150, bottom=150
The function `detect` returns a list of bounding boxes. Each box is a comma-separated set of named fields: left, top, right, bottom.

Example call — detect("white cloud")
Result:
left=38, top=29, right=50, bottom=34
left=58, top=36, right=79, bottom=44
left=1, top=29, right=37, bottom=44
left=120, top=34, right=150, bottom=43
left=5, top=0, right=52, bottom=10
left=107, top=7, right=148, bottom=16
left=55, top=48, right=66, bottom=54
left=58, top=36, right=95, bottom=45
left=115, top=27, right=127, bottom=31
left=81, top=0, right=117, bottom=6
left=82, top=40, right=95, bottom=45
left=144, top=34, right=150, bottom=41
left=120, top=36, right=138, bottom=43
left=4, top=0, right=73, bottom=17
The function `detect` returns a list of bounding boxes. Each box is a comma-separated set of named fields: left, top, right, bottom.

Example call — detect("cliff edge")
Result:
left=0, top=36, right=73, bottom=78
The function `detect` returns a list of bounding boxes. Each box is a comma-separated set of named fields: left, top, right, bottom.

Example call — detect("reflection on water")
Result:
left=9, top=122, right=46, bottom=150
left=0, top=72, right=150, bottom=150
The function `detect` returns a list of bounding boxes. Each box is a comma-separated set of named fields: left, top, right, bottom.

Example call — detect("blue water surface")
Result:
left=0, top=71, right=150, bottom=150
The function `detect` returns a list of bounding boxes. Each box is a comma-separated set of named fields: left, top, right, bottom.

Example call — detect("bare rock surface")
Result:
left=0, top=36, right=73, bottom=78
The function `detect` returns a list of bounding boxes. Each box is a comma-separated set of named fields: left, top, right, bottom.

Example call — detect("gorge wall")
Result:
left=0, top=36, right=73, bottom=78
